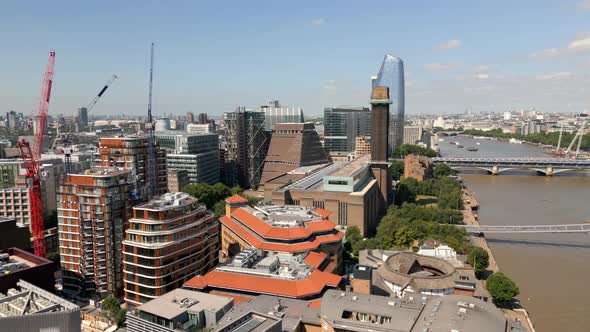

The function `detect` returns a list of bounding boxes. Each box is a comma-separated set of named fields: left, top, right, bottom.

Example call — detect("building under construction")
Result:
left=222, top=108, right=268, bottom=189
left=58, top=168, right=132, bottom=300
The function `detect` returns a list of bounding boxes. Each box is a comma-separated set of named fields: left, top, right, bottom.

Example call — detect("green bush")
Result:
left=486, top=272, right=519, bottom=305
left=466, top=246, right=489, bottom=274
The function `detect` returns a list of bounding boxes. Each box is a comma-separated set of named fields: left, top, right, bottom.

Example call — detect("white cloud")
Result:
left=529, top=48, right=561, bottom=59
left=579, top=0, right=590, bottom=10
left=311, top=18, right=326, bottom=26
left=439, top=39, right=463, bottom=50
left=473, top=65, right=492, bottom=73
left=535, top=72, right=573, bottom=80
left=476, top=74, right=490, bottom=80
left=568, top=36, right=590, bottom=52
left=424, top=63, right=454, bottom=70
left=323, top=79, right=337, bottom=90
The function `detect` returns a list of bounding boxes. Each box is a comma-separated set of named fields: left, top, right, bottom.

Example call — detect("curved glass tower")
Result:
left=373, top=54, right=404, bottom=156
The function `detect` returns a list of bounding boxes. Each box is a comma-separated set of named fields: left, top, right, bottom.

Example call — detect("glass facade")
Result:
left=324, top=107, right=371, bottom=153
left=374, top=54, right=404, bottom=156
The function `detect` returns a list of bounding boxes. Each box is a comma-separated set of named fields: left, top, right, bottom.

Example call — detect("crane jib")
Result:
left=97, top=85, right=109, bottom=97
left=46, top=80, right=52, bottom=102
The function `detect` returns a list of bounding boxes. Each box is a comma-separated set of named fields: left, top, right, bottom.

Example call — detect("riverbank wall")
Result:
left=462, top=187, right=536, bottom=332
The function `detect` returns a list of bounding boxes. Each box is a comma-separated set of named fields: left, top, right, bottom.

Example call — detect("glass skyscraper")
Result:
left=373, top=54, right=404, bottom=156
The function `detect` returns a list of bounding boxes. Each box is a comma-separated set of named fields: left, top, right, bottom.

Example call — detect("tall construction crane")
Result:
left=564, top=120, right=587, bottom=159
left=18, top=51, right=56, bottom=257
left=146, top=43, right=158, bottom=198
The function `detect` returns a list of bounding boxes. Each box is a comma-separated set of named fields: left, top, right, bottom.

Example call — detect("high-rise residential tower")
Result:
left=374, top=54, right=404, bottom=155
left=223, top=107, right=268, bottom=189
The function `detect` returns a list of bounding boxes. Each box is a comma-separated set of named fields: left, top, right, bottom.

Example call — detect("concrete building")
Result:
left=184, top=249, right=341, bottom=301
left=259, top=100, right=304, bottom=131
left=0, top=280, right=81, bottom=332
left=123, top=193, right=219, bottom=307
left=259, top=123, right=328, bottom=185
left=126, top=288, right=233, bottom=332
left=0, top=217, right=30, bottom=250
left=0, top=247, right=54, bottom=293
left=186, top=123, right=214, bottom=134
left=0, top=159, right=21, bottom=188
left=354, top=136, right=371, bottom=157
left=98, top=136, right=167, bottom=201
left=404, top=154, right=431, bottom=182
left=157, top=133, right=220, bottom=185
left=167, top=169, right=189, bottom=193
left=58, top=168, right=132, bottom=300
left=319, top=290, right=522, bottom=332
left=220, top=195, right=343, bottom=267
left=323, top=107, right=371, bottom=153
left=186, top=111, right=195, bottom=124
left=223, top=108, right=268, bottom=188
left=266, top=155, right=383, bottom=236
left=403, top=125, right=423, bottom=145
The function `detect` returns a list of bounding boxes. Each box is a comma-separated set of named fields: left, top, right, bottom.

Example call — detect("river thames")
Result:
left=439, top=137, right=590, bottom=332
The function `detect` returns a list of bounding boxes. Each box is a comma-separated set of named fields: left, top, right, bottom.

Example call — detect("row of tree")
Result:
left=392, top=144, right=439, bottom=158
left=463, top=128, right=590, bottom=150
left=395, top=173, right=463, bottom=211
left=182, top=182, right=261, bottom=216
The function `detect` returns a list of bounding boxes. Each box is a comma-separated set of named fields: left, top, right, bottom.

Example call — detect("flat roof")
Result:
left=134, top=192, right=199, bottom=211
left=0, top=280, right=78, bottom=317
left=137, top=288, right=233, bottom=321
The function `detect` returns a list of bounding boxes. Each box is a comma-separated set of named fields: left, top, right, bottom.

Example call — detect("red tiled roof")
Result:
left=220, top=215, right=344, bottom=253
left=231, top=208, right=340, bottom=241
left=324, top=261, right=338, bottom=274
left=308, top=299, right=322, bottom=308
left=225, top=195, right=248, bottom=204
left=304, top=251, right=328, bottom=269
left=184, top=269, right=341, bottom=299
left=315, top=208, right=331, bottom=218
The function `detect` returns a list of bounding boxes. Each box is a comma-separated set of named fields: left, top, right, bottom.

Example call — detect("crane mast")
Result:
left=146, top=43, right=158, bottom=198
left=18, top=51, right=56, bottom=257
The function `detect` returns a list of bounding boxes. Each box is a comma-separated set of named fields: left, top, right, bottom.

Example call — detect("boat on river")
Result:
left=467, top=147, right=478, bottom=151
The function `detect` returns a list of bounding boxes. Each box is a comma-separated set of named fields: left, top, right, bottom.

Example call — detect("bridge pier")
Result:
left=492, top=165, right=499, bottom=175
left=546, top=167, right=553, bottom=176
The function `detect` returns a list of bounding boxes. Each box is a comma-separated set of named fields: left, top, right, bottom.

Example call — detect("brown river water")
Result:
left=439, top=137, right=590, bottom=332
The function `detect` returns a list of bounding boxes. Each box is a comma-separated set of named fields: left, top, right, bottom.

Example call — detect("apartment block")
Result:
left=0, top=187, right=31, bottom=228
left=123, top=192, right=219, bottom=307
left=58, top=168, right=132, bottom=300
left=98, top=136, right=167, bottom=201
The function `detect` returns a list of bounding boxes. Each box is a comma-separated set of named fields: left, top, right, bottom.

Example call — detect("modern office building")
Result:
left=77, top=107, right=88, bottom=128
left=198, top=113, right=209, bottom=124
left=220, top=195, right=343, bottom=266
left=266, top=155, right=383, bottom=236
left=0, top=159, right=21, bottom=188
left=260, top=123, right=328, bottom=185
left=259, top=100, right=304, bottom=131
left=99, top=136, right=168, bottom=201
left=323, top=107, right=371, bottom=153
left=167, top=169, right=189, bottom=193
left=123, top=192, right=219, bottom=307
left=373, top=54, right=405, bottom=155
left=223, top=108, right=268, bottom=189
left=403, top=125, right=423, bottom=146
left=184, top=249, right=341, bottom=301
left=58, top=168, right=132, bottom=300
left=0, top=280, right=81, bottom=332
left=157, top=133, right=220, bottom=185
left=126, top=288, right=233, bottom=332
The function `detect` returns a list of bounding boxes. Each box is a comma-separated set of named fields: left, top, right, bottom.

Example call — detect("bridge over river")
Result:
left=432, top=157, right=590, bottom=175
left=458, top=223, right=590, bottom=235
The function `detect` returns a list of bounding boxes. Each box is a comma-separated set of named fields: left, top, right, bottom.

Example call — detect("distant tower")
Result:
left=370, top=86, right=392, bottom=214
left=374, top=54, right=404, bottom=155
left=186, top=111, right=195, bottom=123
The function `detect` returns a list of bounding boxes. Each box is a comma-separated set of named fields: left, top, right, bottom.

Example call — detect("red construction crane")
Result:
left=18, top=51, right=56, bottom=257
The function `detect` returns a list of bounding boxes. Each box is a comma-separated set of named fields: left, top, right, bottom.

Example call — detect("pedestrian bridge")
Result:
left=458, top=223, right=590, bottom=235
left=432, top=157, right=590, bottom=176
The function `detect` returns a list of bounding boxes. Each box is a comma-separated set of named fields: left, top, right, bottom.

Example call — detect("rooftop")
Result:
left=134, top=192, right=198, bottom=211
left=0, top=280, right=78, bottom=318
left=136, top=288, right=233, bottom=321
left=75, top=167, right=131, bottom=177
left=246, top=205, right=325, bottom=227
left=0, top=248, right=52, bottom=276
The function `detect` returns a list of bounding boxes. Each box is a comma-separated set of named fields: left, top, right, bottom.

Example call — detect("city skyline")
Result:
left=1, top=1, right=590, bottom=117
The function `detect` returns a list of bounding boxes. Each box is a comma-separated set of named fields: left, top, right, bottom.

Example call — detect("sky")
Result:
left=1, top=0, right=590, bottom=117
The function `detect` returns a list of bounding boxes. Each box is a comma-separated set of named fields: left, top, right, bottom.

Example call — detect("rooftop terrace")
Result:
left=135, top=192, right=198, bottom=211
left=245, top=205, right=325, bottom=228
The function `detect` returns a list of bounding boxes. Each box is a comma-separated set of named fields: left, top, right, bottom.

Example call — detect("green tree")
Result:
left=102, top=295, right=126, bottom=326
left=230, top=185, right=243, bottom=196
left=390, top=160, right=404, bottom=180
left=433, top=163, right=454, bottom=179
left=394, top=183, right=416, bottom=206
left=46, top=251, right=60, bottom=264
left=393, top=144, right=438, bottom=158
left=486, top=272, right=520, bottom=305
left=394, top=226, right=416, bottom=248
left=466, top=246, right=489, bottom=274
left=213, top=200, right=226, bottom=217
